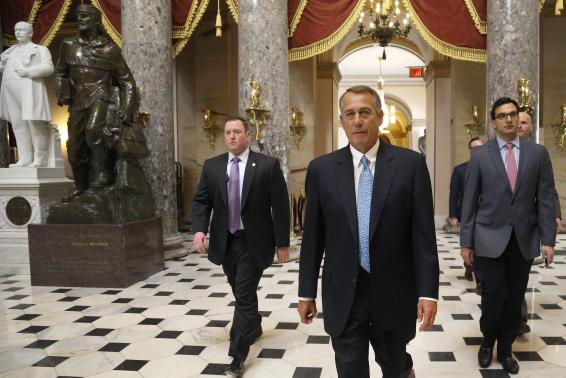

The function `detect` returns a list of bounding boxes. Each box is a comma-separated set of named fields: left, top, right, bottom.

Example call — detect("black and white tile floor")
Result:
left=1, top=232, right=566, bottom=377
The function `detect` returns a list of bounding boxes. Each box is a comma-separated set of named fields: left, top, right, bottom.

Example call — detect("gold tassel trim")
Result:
left=91, top=0, right=123, bottom=47
left=288, top=0, right=366, bottom=62
left=463, top=0, right=486, bottom=35
left=39, top=0, right=72, bottom=47
left=289, top=0, right=308, bottom=37
left=172, top=0, right=211, bottom=58
left=28, top=0, right=42, bottom=25
left=172, top=0, right=202, bottom=39
left=401, top=0, right=486, bottom=63
left=225, top=0, right=238, bottom=23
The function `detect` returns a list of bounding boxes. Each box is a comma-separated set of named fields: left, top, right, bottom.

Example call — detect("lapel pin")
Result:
left=252, top=163, right=256, bottom=167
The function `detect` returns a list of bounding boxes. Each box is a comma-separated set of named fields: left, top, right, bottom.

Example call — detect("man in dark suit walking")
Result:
left=297, top=85, right=439, bottom=378
left=192, top=117, right=290, bottom=376
left=448, top=137, right=483, bottom=280
left=460, top=98, right=556, bottom=375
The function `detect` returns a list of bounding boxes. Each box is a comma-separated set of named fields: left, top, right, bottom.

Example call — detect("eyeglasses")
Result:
left=495, top=111, right=518, bottom=121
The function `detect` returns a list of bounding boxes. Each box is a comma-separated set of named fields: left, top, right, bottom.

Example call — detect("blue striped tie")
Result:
left=357, top=155, right=373, bottom=273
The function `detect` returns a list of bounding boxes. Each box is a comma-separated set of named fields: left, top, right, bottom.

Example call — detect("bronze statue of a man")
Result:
left=54, top=4, right=137, bottom=197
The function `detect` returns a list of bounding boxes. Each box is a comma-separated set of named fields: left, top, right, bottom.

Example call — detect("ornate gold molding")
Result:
left=463, top=0, right=487, bottom=35
left=289, top=0, right=308, bottom=37
left=39, top=0, right=72, bottom=47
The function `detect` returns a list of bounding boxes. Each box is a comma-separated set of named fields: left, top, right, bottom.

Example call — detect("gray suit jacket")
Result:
left=460, top=138, right=556, bottom=259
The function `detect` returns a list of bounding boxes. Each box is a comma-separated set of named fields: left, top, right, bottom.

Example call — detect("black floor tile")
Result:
left=139, top=318, right=164, bottom=325
left=3, top=287, right=24, bottom=292
left=258, top=348, right=286, bottom=359
left=540, top=303, right=562, bottom=309
left=259, top=311, right=272, bottom=317
left=278, top=280, right=294, bottom=284
left=266, top=294, right=284, bottom=299
left=14, top=314, right=40, bottom=321
left=187, top=309, right=208, bottom=315
left=142, top=284, right=159, bottom=288
left=463, top=337, right=483, bottom=345
left=125, top=307, right=147, bottom=313
left=228, top=301, right=236, bottom=307
left=154, top=291, right=174, bottom=296
left=513, top=351, right=543, bottom=361
left=19, top=325, right=48, bottom=334
left=165, top=272, right=181, bottom=276
left=86, top=328, right=113, bottom=336
left=306, top=335, right=330, bottom=344
left=99, top=342, right=129, bottom=352
left=293, top=367, right=322, bottom=378
left=102, top=290, right=121, bottom=295
left=452, top=314, right=473, bottom=320
left=9, top=303, right=33, bottom=310
left=114, top=359, right=148, bottom=371
left=289, top=302, right=298, bottom=308
left=208, top=292, right=228, bottom=298
left=170, top=299, right=190, bottom=305
left=58, top=296, right=80, bottom=302
left=33, top=356, right=68, bottom=367
left=206, top=320, right=230, bottom=327
left=177, top=345, right=206, bottom=355
left=66, top=305, right=89, bottom=312
left=527, top=313, right=542, bottom=320
left=6, top=294, right=28, bottom=300
left=541, top=336, right=566, bottom=345
left=192, top=285, right=210, bottom=289
left=156, top=330, right=182, bottom=339
left=428, top=351, right=456, bottom=361
left=201, top=363, right=230, bottom=375
left=178, top=278, right=194, bottom=283
left=275, top=322, right=299, bottom=330
left=25, top=339, right=57, bottom=349
left=51, top=288, right=72, bottom=293
left=442, top=296, right=461, bottom=301
left=75, top=316, right=100, bottom=323
left=211, top=273, right=225, bottom=277
left=424, top=324, right=444, bottom=332
left=113, top=298, right=134, bottom=303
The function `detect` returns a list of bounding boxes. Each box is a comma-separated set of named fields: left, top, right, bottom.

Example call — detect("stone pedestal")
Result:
left=0, top=168, right=73, bottom=274
left=28, top=217, right=164, bottom=288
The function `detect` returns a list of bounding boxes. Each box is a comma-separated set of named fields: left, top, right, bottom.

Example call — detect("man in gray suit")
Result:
left=460, top=97, right=556, bottom=375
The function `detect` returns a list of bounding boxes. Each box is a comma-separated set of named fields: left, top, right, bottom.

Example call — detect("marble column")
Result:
left=487, top=0, right=539, bottom=139
left=238, top=0, right=290, bottom=179
left=121, top=0, right=187, bottom=259
left=0, top=8, right=9, bottom=168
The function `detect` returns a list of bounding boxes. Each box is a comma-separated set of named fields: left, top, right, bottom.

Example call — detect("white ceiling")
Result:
left=339, top=44, right=425, bottom=78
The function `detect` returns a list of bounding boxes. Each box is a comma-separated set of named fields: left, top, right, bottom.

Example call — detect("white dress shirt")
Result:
left=227, top=147, right=249, bottom=230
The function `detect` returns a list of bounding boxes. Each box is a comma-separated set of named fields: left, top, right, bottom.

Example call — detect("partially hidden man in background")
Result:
left=460, top=97, right=556, bottom=375
left=192, top=117, right=290, bottom=377
left=298, top=85, right=439, bottom=378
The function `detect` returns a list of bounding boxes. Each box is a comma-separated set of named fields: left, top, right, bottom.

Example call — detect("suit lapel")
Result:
left=335, top=147, right=358, bottom=246
left=487, top=139, right=512, bottom=194
left=218, top=153, right=229, bottom=206
left=513, top=139, right=531, bottom=197
left=241, top=150, right=258, bottom=210
left=369, top=143, right=396, bottom=242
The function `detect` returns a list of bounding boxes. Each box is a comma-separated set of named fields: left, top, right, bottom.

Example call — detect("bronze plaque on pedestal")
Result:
left=28, top=217, right=164, bottom=288
left=6, top=196, right=32, bottom=226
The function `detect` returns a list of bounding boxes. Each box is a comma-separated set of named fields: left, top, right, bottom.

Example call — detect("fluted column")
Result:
left=0, top=8, right=9, bottom=168
left=487, top=0, right=539, bottom=139
left=121, top=0, right=187, bottom=258
left=238, top=0, right=290, bottom=179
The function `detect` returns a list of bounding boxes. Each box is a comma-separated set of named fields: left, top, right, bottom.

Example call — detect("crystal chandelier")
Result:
left=357, top=0, right=411, bottom=59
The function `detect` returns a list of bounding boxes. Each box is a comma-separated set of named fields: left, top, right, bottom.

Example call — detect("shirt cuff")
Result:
left=419, top=297, right=438, bottom=302
left=298, top=297, right=315, bottom=301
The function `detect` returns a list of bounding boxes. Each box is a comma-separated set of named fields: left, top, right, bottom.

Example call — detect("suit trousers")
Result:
left=474, top=232, right=533, bottom=356
left=331, top=268, right=415, bottom=378
left=222, top=231, right=262, bottom=360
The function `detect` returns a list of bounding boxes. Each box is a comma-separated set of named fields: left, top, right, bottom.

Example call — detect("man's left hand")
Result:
left=417, top=299, right=437, bottom=331
left=540, top=245, right=555, bottom=266
left=15, top=68, right=29, bottom=77
left=276, top=247, right=289, bottom=263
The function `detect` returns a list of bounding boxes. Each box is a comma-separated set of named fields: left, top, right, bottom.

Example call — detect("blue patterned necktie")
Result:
left=228, top=157, right=241, bottom=234
left=357, top=155, right=373, bottom=273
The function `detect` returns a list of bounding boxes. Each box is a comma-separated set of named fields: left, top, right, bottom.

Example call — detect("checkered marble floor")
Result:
left=1, top=232, right=566, bottom=378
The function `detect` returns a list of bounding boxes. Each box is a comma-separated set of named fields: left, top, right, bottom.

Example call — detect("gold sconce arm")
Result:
left=290, top=106, right=306, bottom=149
left=464, top=105, right=484, bottom=138
left=518, top=78, right=534, bottom=115
left=202, top=109, right=222, bottom=150
left=245, top=81, right=271, bottom=141
left=551, top=104, right=566, bottom=150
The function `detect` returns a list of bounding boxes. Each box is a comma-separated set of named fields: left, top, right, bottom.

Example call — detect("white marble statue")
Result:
left=0, top=21, right=53, bottom=167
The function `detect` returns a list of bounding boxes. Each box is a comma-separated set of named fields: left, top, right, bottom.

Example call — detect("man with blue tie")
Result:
left=298, top=85, right=439, bottom=378
left=460, top=97, right=556, bottom=374
left=192, top=117, right=290, bottom=376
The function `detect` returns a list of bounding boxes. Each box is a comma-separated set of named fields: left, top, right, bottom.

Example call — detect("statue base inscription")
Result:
left=28, top=216, right=164, bottom=287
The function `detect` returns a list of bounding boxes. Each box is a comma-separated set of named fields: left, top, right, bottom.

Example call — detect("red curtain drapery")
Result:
left=1, top=0, right=71, bottom=47
left=402, top=0, right=486, bottom=62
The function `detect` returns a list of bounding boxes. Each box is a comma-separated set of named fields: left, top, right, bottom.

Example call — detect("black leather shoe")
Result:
left=497, top=356, right=520, bottom=375
left=478, top=345, right=493, bottom=368
left=517, top=321, right=531, bottom=335
left=225, top=358, right=245, bottom=377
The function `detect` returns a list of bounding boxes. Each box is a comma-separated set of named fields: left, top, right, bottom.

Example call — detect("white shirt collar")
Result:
left=496, top=135, right=520, bottom=150
left=350, top=138, right=380, bottom=165
left=228, top=147, right=250, bottom=163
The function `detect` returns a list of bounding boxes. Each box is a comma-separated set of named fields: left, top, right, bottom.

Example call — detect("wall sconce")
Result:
left=551, top=104, right=566, bottom=150
left=290, top=107, right=306, bottom=149
left=291, top=189, right=306, bottom=237
left=245, top=81, right=271, bottom=141
left=464, top=104, right=484, bottom=138
left=518, top=78, right=534, bottom=115
left=202, top=109, right=222, bottom=149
